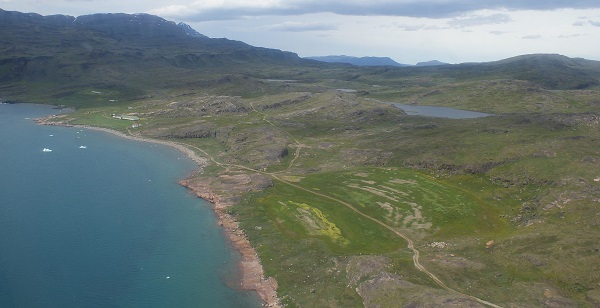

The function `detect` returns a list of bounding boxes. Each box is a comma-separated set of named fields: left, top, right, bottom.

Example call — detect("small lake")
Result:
left=390, top=103, right=491, bottom=119
left=265, top=79, right=298, bottom=82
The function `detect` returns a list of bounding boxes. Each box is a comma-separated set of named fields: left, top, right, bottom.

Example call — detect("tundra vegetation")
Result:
left=1, top=10, right=599, bottom=307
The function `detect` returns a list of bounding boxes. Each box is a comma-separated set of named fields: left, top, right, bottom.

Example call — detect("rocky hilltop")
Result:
left=0, top=9, right=203, bottom=38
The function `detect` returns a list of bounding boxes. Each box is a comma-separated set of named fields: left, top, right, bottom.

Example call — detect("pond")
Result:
left=390, top=103, right=491, bottom=119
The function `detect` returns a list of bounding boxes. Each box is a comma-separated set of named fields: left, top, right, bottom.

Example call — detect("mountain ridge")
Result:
left=0, top=8, right=221, bottom=40
left=0, top=8, right=308, bottom=96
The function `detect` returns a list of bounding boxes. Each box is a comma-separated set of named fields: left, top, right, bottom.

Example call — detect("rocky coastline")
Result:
left=179, top=179, right=280, bottom=307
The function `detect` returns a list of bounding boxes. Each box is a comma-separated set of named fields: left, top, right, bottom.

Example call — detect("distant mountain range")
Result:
left=415, top=60, right=449, bottom=66
left=305, top=56, right=449, bottom=67
left=1, top=7, right=599, bottom=101
left=305, top=56, right=408, bottom=67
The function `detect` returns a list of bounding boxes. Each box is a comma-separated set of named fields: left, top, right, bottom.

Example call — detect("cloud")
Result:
left=394, top=24, right=446, bottom=31
left=572, top=19, right=600, bottom=27
left=395, top=24, right=426, bottom=31
left=558, top=33, right=587, bottom=38
left=490, top=30, right=508, bottom=35
left=150, top=0, right=600, bottom=21
left=447, top=13, right=511, bottom=28
left=268, top=22, right=338, bottom=32
left=522, top=34, right=542, bottom=39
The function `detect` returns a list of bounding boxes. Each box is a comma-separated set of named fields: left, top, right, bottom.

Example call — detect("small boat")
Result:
left=42, top=148, right=52, bottom=152
left=79, top=146, right=87, bottom=149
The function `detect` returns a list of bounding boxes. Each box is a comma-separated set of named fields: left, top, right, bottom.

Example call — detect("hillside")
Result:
left=2, top=9, right=600, bottom=308
left=0, top=9, right=307, bottom=103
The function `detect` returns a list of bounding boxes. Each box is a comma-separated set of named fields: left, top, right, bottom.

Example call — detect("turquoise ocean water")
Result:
left=0, top=103, right=259, bottom=307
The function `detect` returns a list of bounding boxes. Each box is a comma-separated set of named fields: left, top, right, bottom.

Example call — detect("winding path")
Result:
left=269, top=174, right=502, bottom=308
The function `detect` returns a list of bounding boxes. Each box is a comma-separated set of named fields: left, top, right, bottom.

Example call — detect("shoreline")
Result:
left=179, top=180, right=280, bottom=307
left=35, top=115, right=280, bottom=307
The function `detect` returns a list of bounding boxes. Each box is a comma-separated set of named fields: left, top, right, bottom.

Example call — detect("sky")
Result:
left=3, top=0, right=600, bottom=64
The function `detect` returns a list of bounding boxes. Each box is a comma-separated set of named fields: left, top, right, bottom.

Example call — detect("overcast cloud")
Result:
left=2, top=0, right=600, bottom=64
left=447, top=14, right=511, bottom=28
left=268, top=22, right=338, bottom=32
left=147, top=0, right=600, bottom=21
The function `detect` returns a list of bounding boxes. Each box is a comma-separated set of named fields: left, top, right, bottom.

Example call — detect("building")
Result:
left=112, top=114, right=140, bottom=121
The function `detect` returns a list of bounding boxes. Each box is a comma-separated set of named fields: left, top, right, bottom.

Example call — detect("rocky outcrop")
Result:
left=346, top=256, right=486, bottom=307
left=0, top=9, right=74, bottom=26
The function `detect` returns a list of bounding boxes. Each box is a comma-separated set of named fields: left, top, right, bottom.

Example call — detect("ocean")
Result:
left=0, top=103, right=259, bottom=307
